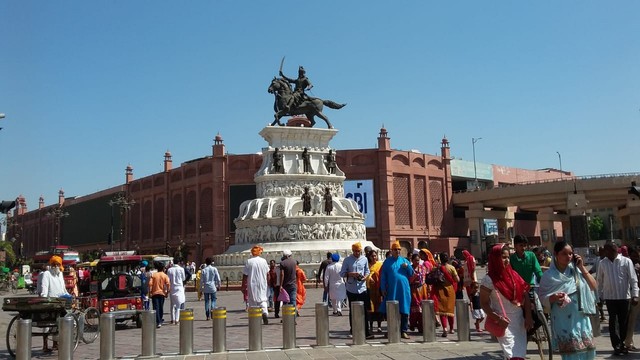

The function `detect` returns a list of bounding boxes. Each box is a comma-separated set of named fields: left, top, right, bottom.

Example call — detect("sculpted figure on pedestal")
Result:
left=268, top=61, right=346, bottom=128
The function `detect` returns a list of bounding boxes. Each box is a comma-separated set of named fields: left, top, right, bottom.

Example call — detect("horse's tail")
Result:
left=322, top=100, right=347, bottom=109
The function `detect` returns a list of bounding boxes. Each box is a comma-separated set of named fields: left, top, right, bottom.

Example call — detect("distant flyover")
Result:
left=452, top=173, right=640, bottom=257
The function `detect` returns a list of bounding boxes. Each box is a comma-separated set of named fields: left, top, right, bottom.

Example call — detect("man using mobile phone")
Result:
left=340, top=242, right=374, bottom=339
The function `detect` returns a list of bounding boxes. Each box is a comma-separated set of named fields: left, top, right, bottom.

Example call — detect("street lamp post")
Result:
left=472, top=137, right=482, bottom=190
left=556, top=151, right=563, bottom=179
left=198, top=224, right=203, bottom=265
left=108, top=192, right=136, bottom=251
left=46, top=206, right=69, bottom=245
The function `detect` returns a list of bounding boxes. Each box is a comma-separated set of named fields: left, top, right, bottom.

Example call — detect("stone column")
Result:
left=465, top=203, right=485, bottom=259
left=537, top=207, right=557, bottom=252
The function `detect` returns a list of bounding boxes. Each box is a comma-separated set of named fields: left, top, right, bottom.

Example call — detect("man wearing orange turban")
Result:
left=251, top=246, right=264, bottom=256
left=41, top=255, right=69, bottom=352
left=340, top=241, right=374, bottom=339
left=243, top=245, right=270, bottom=324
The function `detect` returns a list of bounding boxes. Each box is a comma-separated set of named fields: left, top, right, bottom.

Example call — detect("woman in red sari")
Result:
left=409, top=253, right=429, bottom=332
left=462, top=250, right=477, bottom=298
left=480, top=244, right=533, bottom=360
left=419, top=249, right=440, bottom=327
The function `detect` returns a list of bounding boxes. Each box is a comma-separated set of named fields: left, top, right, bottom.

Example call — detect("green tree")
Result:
left=0, top=241, right=17, bottom=268
left=588, top=215, right=606, bottom=241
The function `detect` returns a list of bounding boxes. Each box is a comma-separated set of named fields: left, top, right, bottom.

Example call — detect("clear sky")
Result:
left=1, top=1, right=639, bottom=210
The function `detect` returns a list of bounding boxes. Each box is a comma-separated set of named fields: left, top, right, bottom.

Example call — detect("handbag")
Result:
left=278, top=287, right=290, bottom=303
left=425, top=267, right=445, bottom=285
left=485, top=288, right=508, bottom=337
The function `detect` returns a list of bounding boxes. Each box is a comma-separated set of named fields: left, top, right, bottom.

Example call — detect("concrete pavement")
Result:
left=1, top=283, right=638, bottom=359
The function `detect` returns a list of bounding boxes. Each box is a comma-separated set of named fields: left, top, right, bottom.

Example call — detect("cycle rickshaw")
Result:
left=3, top=296, right=100, bottom=357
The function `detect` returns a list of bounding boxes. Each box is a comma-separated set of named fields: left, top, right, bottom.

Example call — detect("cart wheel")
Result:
left=6, top=315, right=19, bottom=357
left=82, top=307, right=100, bottom=344
left=135, top=314, right=142, bottom=328
left=532, top=309, right=553, bottom=360
left=70, top=314, right=81, bottom=352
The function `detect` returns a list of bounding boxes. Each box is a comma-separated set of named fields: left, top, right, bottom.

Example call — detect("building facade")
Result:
left=8, top=127, right=567, bottom=262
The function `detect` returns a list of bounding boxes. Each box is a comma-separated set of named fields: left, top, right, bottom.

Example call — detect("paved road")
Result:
left=1, top=270, right=638, bottom=359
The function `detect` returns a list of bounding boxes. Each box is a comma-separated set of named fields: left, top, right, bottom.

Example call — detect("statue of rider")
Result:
left=279, top=66, right=313, bottom=109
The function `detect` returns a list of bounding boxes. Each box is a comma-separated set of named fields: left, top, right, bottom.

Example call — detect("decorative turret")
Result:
left=125, top=165, right=134, bottom=184
left=164, top=151, right=172, bottom=172
left=39, top=196, right=44, bottom=209
left=58, top=189, right=65, bottom=206
left=378, top=125, right=390, bottom=150
left=213, top=133, right=225, bottom=157
left=441, top=135, right=450, bottom=160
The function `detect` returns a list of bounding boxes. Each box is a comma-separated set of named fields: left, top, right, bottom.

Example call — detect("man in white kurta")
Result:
left=243, top=246, right=270, bottom=324
left=40, top=256, right=69, bottom=352
left=323, top=253, right=347, bottom=315
left=167, top=261, right=186, bottom=325
left=40, top=257, right=68, bottom=298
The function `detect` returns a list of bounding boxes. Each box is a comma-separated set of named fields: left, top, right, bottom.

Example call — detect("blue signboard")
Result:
left=344, top=180, right=376, bottom=228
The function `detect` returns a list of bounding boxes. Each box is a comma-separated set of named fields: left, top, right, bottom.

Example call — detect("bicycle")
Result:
left=0, top=279, right=18, bottom=294
left=73, top=296, right=100, bottom=344
left=528, top=287, right=553, bottom=360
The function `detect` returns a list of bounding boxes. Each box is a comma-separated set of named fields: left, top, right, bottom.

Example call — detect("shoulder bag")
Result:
left=485, top=288, right=509, bottom=337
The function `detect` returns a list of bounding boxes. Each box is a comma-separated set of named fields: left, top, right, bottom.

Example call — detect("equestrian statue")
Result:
left=268, top=58, right=346, bottom=128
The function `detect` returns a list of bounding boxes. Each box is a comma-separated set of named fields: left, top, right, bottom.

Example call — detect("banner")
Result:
left=344, top=180, right=376, bottom=228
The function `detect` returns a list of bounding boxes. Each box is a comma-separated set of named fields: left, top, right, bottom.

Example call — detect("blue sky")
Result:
left=1, top=1, right=639, bottom=210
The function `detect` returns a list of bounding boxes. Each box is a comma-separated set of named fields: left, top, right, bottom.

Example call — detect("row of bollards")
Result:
left=14, top=299, right=471, bottom=358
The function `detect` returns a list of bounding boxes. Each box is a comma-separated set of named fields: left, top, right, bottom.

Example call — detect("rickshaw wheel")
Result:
left=82, top=307, right=100, bottom=344
left=81, top=307, right=100, bottom=344
left=6, top=315, right=19, bottom=357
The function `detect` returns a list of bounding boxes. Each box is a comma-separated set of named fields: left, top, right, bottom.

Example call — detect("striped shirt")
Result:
left=596, top=254, right=639, bottom=300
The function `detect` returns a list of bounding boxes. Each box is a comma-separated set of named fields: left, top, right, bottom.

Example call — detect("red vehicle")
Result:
left=95, top=251, right=144, bottom=327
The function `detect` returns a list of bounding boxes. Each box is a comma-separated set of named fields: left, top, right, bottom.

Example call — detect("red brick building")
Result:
left=8, top=127, right=565, bottom=261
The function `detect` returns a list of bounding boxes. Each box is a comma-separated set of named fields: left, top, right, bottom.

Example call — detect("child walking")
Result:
left=469, top=281, right=485, bottom=331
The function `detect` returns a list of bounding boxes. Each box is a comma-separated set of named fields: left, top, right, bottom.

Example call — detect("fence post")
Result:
left=58, top=314, right=75, bottom=360
left=248, top=306, right=263, bottom=351
left=421, top=300, right=436, bottom=342
left=455, top=299, right=470, bottom=341
left=212, top=307, right=227, bottom=353
left=315, top=302, right=330, bottom=347
left=589, top=314, right=601, bottom=337
left=386, top=300, right=400, bottom=343
left=99, top=313, right=115, bottom=360
left=16, top=318, right=32, bottom=360
left=282, top=304, right=297, bottom=349
left=179, top=308, right=194, bottom=355
left=351, top=301, right=366, bottom=345
left=140, top=310, right=156, bottom=358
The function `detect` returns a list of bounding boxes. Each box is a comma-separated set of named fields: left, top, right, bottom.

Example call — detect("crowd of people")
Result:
left=31, top=235, right=640, bottom=359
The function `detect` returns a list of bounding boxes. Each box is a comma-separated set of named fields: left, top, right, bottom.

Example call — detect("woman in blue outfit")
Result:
left=379, top=241, right=414, bottom=339
left=539, top=240, right=597, bottom=360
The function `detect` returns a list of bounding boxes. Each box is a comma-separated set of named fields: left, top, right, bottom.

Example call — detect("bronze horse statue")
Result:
left=268, top=77, right=346, bottom=128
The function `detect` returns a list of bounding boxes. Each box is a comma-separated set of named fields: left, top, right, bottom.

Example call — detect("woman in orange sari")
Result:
left=434, top=252, right=460, bottom=337
left=295, top=262, right=307, bottom=315
left=366, top=250, right=383, bottom=333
